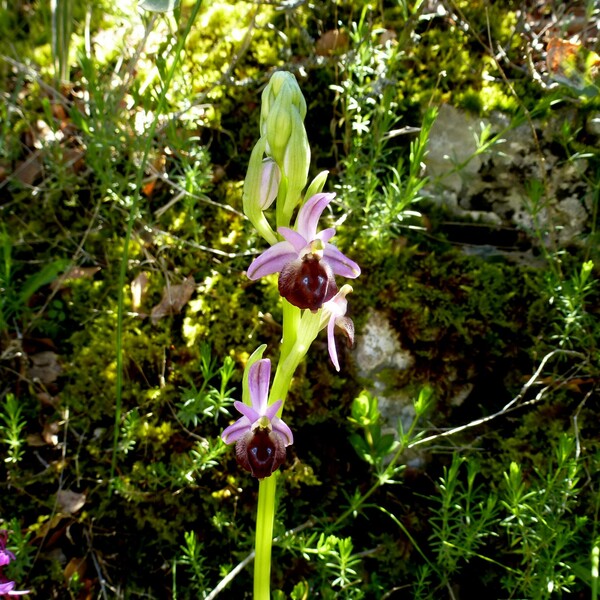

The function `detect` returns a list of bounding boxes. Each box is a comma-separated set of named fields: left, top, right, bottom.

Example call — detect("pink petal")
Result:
left=222, top=415, right=251, bottom=444
left=325, top=288, right=349, bottom=318
left=317, top=227, right=336, bottom=244
left=278, top=227, right=308, bottom=253
left=323, top=245, right=361, bottom=278
left=264, top=399, right=283, bottom=421
left=297, top=193, right=335, bottom=241
left=327, top=314, right=340, bottom=371
left=249, top=360, right=271, bottom=413
left=272, top=416, right=294, bottom=445
left=247, top=242, right=297, bottom=279
left=234, top=401, right=259, bottom=422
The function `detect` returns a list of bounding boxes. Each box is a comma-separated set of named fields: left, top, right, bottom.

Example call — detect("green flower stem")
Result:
left=254, top=474, right=277, bottom=600
left=253, top=304, right=322, bottom=599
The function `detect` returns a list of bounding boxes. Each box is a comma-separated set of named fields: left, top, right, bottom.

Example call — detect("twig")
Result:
left=85, top=528, right=110, bottom=600
left=409, top=349, right=586, bottom=450
left=205, top=518, right=315, bottom=599
left=151, top=172, right=243, bottom=218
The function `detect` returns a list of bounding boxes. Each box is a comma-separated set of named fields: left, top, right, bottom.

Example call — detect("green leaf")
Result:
left=139, top=0, right=180, bottom=13
left=19, top=259, right=69, bottom=305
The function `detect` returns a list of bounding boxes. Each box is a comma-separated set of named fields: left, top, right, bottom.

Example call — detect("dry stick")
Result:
left=145, top=224, right=258, bottom=259
left=85, top=528, right=110, bottom=600
left=446, top=0, right=561, bottom=267
left=0, top=55, right=72, bottom=105
left=205, top=519, right=315, bottom=600
left=409, top=349, right=586, bottom=450
left=572, top=387, right=595, bottom=465
left=152, top=173, right=243, bottom=218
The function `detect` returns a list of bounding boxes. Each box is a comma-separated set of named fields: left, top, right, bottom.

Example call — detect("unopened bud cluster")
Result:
left=243, top=72, right=312, bottom=242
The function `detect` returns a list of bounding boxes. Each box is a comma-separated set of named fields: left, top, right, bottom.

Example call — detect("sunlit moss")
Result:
left=139, top=420, right=173, bottom=445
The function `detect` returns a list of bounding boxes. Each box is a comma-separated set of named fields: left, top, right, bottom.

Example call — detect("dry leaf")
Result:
left=26, top=433, right=47, bottom=447
left=51, top=266, right=101, bottom=291
left=13, top=151, right=43, bottom=186
left=316, top=29, right=349, bottom=56
left=546, top=37, right=600, bottom=91
left=131, top=272, right=150, bottom=312
left=379, top=29, right=397, bottom=45
left=60, top=147, right=86, bottom=174
left=42, top=421, right=60, bottom=446
left=56, top=489, right=87, bottom=515
left=28, top=351, right=62, bottom=385
left=151, top=276, right=196, bottom=324
left=64, top=556, right=87, bottom=582
left=37, top=391, right=60, bottom=408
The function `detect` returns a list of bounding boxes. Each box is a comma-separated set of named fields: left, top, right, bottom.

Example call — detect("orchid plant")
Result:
left=219, top=71, right=361, bottom=598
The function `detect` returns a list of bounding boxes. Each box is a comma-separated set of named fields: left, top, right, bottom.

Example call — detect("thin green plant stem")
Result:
left=111, top=0, right=204, bottom=492
left=374, top=505, right=437, bottom=572
left=254, top=474, right=277, bottom=600
left=253, top=307, right=321, bottom=598
left=592, top=541, right=599, bottom=600
left=330, top=411, right=423, bottom=530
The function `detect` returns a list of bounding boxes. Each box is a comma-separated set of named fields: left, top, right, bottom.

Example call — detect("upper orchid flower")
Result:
left=246, top=193, right=360, bottom=310
left=222, top=359, right=293, bottom=479
left=320, top=285, right=355, bottom=371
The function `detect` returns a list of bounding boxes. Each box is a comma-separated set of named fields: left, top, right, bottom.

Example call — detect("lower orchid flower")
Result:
left=0, top=532, right=29, bottom=597
left=246, top=193, right=360, bottom=311
left=222, top=359, right=293, bottom=479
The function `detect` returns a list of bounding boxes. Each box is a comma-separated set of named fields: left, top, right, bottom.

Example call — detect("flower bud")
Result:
left=280, top=109, right=310, bottom=223
left=260, top=72, right=306, bottom=137
left=243, top=137, right=278, bottom=245
left=265, top=94, right=293, bottom=165
left=259, top=158, right=281, bottom=210
left=260, top=72, right=309, bottom=172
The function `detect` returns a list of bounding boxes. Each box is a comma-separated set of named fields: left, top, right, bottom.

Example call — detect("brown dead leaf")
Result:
left=26, top=433, right=47, bottom=447
left=316, top=29, right=349, bottom=56
left=37, top=391, right=60, bottom=408
left=142, top=154, right=166, bottom=197
left=151, top=276, right=196, bottom=324
left=51, top=266, right=101, bottom=291
left=42, top=421, right=61, bottom=446
left=56, top=489, right=87, bottom=515
left=14, top=151, right=43, bottom=186
left=60, top=147, right=86, bottom=174
left=51, top=102, right=68, bottom=121
left=131, top=272, right=150, bottom=312
left=64, top=556, right=87, bottom=583
left=28, top=351, right=62, bottom=385
left=32, top=513, right=66, bottom=542
left=379, top=29, right=397, bottom=45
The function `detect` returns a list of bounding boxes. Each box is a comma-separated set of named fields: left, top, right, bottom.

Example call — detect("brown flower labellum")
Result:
left=278, top=254, right=337, bottom=311
left=235, top=427, right=287, bottom=479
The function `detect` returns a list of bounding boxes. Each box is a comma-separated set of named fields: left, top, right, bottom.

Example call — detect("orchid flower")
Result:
left=222, top=359, right=293, bottom=479
left=0, top=532, right=29, bottom=597
left=0, top=580, right=29, bottom=596
left=320, top=284, right=355, bottom=371
left=246, top=193, right=361, bottom=310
